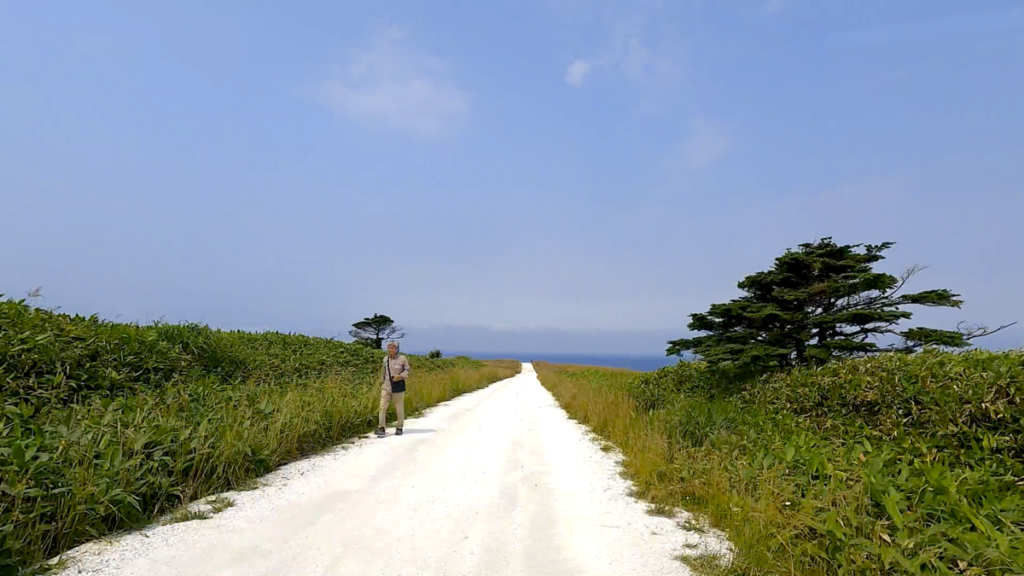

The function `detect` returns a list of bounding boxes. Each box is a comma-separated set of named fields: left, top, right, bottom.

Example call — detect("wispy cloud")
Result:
left=556, top=1, right=685, bottom=108
left=564, top=59, right=592, bottom=87
left=671, top=117, right=733, bottom=169
left=608, top=19, right=682, bottom=92
left=765, top=0, right=783, bottom=14
left=316, top=26, right=470, bottom=137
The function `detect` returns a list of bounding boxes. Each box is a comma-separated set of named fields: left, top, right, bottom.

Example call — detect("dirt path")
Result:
left=57, top=363, right=728, bottom=576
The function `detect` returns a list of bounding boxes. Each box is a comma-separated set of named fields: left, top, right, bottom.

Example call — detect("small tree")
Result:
left=427, top=349, right=443, bottom=359
left=349, top=314, right=406, bottom=350
left=667, top=238, right=1014, bottom=371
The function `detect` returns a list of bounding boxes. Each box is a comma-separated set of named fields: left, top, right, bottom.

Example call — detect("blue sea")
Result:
left=436, top=352, right=684, bottom=372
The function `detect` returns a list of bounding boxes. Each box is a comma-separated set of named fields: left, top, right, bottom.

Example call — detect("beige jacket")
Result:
left=382, top=354, right=410, bottom=388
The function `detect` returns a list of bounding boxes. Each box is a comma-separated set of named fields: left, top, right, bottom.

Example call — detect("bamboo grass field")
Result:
left=536, top=351, right=1024, bottom=576
left=0, top=297, right=519, bottom=574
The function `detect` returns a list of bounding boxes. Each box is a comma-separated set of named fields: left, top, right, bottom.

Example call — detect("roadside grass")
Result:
left=159, top=495, right=235, bottom=526
left=535, top=351, right=1024, bottom=576
left=0, top=297, right=520, bottom=575
left=207, top=495, right=235, bottom=514
left=533, top=363, right=677, bottom=513
left=161, top=508, right=213, bottom=526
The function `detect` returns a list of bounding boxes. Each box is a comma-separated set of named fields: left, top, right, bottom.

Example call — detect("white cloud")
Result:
left=317, top=26, right=470, bottom=137
left=609, top=19, right=682, bottom=90
left=565, top=59, right=592, bottom=87
left=556, top=1, right=685, bottom=108
left=672, top=117, right=733, bottom=169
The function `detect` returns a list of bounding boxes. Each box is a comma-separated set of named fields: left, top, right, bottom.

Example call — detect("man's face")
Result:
left=387, top=345, right=397, bottom=357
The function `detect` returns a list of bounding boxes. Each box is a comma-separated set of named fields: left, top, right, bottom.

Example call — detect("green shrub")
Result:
left=626, top=360, right=749, bottom=412
left=1, top=300, right=198, bottom=405
left=662, top=397, right=746, bottom=449
left=0, top=298, right=516, bottom=575
left=427, top=349, right=443, bottom=359
left=545, top=349, right=1024, bottom=575
left=749, top=350, right=1024, bottom=454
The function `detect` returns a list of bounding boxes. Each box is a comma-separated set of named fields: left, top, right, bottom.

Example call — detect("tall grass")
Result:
left=536, top=350, right=1024, bottom=576
left=0, top=298, right=519, bottom=575
left=531, top=364, right=674, bottom=504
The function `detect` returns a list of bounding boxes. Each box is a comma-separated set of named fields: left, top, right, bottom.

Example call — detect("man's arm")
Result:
left=399, top=356, right=410, bottom=380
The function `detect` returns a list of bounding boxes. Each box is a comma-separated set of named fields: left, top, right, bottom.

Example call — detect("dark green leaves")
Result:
left=667, top=238, right=1011, bottom=371
left=900, top=328, right=971, bottom=348
left=0, top=298, right=388, bottom=573
left=621, top=349, right=1024, bottom=574
left=348, top=313, right=405, bottom=349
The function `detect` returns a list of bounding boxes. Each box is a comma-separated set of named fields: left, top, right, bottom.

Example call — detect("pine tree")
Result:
left=349, top=314, right=406, bottom=350
left=667, top=238, right=1014, bottom=370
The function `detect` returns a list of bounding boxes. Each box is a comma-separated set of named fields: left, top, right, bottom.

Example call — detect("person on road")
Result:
left=377, top=341, right=410, bottom=437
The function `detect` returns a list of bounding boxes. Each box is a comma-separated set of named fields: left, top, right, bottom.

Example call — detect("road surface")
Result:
left=57, top=363, right=728, bottom=576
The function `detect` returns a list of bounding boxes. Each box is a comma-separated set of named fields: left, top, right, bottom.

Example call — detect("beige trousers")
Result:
left=379, top=388, right=405, bottom=428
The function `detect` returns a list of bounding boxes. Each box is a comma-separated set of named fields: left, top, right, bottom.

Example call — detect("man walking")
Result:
left=377, top=341, right=410, bottom=437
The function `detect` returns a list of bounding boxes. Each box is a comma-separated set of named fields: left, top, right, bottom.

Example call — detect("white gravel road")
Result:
left=56, top=363, right=729, bottom=576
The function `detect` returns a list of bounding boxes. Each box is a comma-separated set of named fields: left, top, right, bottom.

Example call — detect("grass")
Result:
left=533, top=363, right=676, bottom=511
left=160, top=495, right=235, bottom=526
left=535, top=350, right=1024, bottom=576
left=161, top=507, right=213, bottom=525
left=0, top=298, right=520, bottom=575
left=680, top=552, right=731, bottom=575
left=206, top=495, right=235, bottom=514
left=647, top=502, right=676, bottom=518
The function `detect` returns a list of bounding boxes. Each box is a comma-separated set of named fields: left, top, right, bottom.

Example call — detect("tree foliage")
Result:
left=667, top=238, right=1015, bottom=370
left=348, top=314, right=406, bottom=350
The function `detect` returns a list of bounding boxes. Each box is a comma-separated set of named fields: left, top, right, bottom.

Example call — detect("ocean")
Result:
left=436, top=352, right=684, bottom=372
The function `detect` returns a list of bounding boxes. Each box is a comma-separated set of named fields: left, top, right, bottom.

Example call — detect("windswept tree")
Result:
left=349, top=314, right=406, bottom=350
left=667, top=238, right=1014, bottom=370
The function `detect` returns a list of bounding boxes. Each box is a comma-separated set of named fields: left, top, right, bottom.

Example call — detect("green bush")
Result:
left=427, top=349, right=443, bottom=359
left=0, top=299, right=383, bottom=408
left=0, top=298, right=514, bottom=575
left=2, top=300, right=198, bottom=404
left=749, top=350, right=1024, bottom=455
left=626, top=360, right=748, bottom=412
left=621, top=350, right=1024, bottom=574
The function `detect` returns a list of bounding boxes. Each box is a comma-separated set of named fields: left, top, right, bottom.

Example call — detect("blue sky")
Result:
left=2, top=1, right=1022, bottom=355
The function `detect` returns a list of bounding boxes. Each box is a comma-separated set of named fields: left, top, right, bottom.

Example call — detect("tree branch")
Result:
left=956, top=320, right=1018, bottom=341
left=888, top=264, right=927, bottom=297
left=829, top=265, right=926, bottom=316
